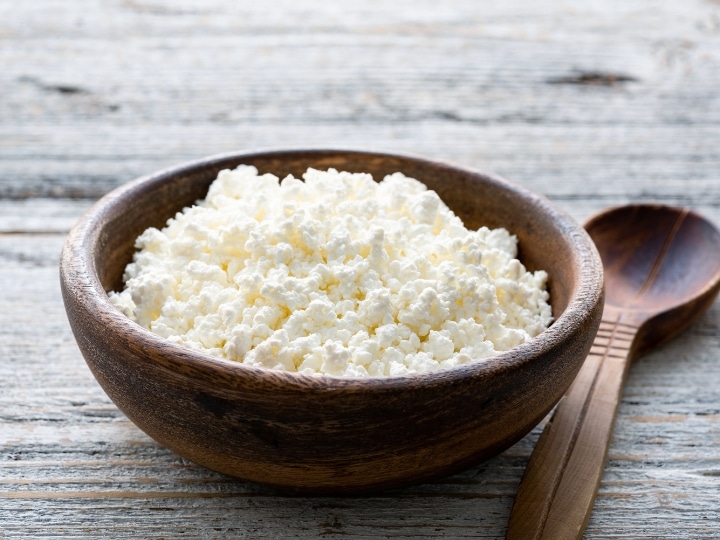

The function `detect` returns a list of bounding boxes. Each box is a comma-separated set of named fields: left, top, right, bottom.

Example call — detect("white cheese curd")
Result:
left=109, top=166, right=552, bottom=377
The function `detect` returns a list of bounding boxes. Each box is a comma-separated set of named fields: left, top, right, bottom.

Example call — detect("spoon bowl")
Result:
left=586, top=204, right=720, bottom=356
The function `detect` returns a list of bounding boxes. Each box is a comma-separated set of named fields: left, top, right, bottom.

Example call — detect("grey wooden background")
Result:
left=2, top=1, right=720, bottom=538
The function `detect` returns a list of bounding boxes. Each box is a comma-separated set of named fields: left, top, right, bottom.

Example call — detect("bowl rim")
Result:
left=61, top=147, right=604, bottom=393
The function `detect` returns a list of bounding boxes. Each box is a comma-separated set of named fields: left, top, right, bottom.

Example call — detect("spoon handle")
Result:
left=505, top=308, right=640, bottom=540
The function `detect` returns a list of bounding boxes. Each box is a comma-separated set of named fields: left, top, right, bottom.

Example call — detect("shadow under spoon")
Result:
left=506, top=204, right=720, bottom=540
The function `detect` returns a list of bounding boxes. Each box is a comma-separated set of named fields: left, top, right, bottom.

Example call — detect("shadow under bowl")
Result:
left=60, top=149, right=604, bottom=494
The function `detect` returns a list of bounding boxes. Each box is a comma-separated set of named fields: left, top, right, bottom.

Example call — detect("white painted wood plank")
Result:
left=2, top=124, right=720, bottom=206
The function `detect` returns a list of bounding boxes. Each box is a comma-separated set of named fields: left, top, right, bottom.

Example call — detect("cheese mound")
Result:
left=110, top=166, right=552, bottom=377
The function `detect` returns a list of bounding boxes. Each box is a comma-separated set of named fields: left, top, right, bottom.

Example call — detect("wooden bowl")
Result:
left=60, top=149, right=604, bottom=494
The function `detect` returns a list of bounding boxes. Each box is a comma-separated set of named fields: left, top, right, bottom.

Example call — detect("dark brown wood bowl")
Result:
left=60, top=149, right=604, bottom=494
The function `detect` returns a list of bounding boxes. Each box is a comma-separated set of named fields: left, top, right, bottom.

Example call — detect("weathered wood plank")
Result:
left=2, top=124, right=720, bottom=203
left=7, top=36, right=719, bottom=126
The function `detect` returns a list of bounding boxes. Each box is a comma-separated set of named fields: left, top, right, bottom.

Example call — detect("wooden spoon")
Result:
left=506, top=204, right=720, bottom=540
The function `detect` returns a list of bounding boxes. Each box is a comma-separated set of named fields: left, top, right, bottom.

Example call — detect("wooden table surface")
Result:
left=2, top=1, right=720, bottom=538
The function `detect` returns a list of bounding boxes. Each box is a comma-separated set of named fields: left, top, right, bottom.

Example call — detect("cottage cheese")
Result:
left=110, top=166, right=552, bottom=377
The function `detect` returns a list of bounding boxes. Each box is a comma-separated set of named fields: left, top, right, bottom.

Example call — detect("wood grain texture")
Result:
left=2, top=0, right=720, bottom=537
left=2, top=0, right=720, bottom=203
